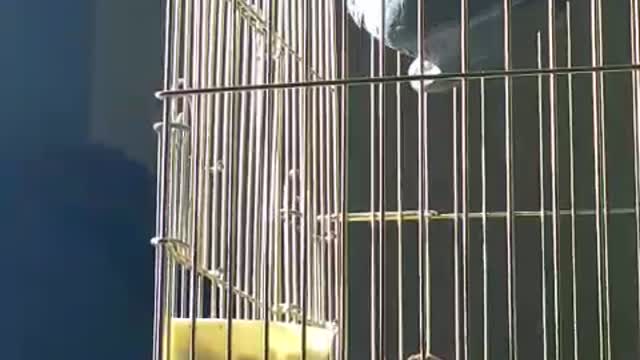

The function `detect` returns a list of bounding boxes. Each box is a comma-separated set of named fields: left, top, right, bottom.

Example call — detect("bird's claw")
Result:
left=407, top=58, right=442, bottom=93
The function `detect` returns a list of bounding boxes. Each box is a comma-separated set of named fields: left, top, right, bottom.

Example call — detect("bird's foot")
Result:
left=407, top=58, right=442, bottom=93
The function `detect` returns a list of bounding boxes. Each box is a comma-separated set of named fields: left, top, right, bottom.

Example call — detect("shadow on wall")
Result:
left=0, top=143, right=155, bottom=359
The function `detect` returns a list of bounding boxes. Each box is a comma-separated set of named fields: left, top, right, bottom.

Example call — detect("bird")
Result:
left=346, top=0, right=568, bottom=93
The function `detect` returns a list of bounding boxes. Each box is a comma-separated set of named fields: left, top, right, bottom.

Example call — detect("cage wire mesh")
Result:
left=151, top=0, right=640, bottom=359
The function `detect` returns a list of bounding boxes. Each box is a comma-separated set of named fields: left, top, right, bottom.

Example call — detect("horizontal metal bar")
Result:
left=156, top=64, right=640, bottom=98
left=328, top=207, right=638, bottom=223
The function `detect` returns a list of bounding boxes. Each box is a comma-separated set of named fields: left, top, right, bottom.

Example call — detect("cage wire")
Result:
left=151, top=0, right=640, bottom=359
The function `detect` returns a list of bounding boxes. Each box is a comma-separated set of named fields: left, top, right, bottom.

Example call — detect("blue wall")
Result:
left=0, top=1, right=155, bottom=358
left=0, top=0, right=94, bottom=154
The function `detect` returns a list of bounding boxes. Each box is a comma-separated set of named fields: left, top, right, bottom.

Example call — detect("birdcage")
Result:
left=151, top=0, right=640, bottom=359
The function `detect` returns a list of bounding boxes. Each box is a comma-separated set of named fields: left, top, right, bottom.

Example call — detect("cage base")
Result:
left=168, top=318, right=335, bottom=360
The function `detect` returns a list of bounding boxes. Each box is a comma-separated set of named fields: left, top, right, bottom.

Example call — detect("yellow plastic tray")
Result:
left=168, top=318, right=335, bottom=360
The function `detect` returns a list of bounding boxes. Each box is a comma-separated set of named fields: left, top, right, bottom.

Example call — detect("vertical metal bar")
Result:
left=182, top=0, right=195, bottom=322
left=302, top=0, right=311, bottom=356
left=204, top=1, right=220, bottom=317
left=258, top=0, right=271, bottom=322
left=480, top=77, right=489, bottom=360
left=173, top=0, right=187, bottom=348
left=272, top=0, right=287, bottom=326
left=270, top=61, right=285, bottom=328
left=631, top=0, right=640, bottom=343
left=167, top=0, right=184, bottom=323
left=250, top=0, right=267, bottom=322
left=287, top=1, right=295, bottom=323
left=189, top=0, right=206, bottom=352
left=502, top=1, right=518, bottom=358
left=453, top=87, right=461, bottom=360
left=378, top=0, right=387, bottom=354
left=282, top=0, right=294, bottom=325
left=294, top=0, right=304, bottom=333
left=153, top=0, right=176, bottom=358
left=318, top=0, right=328, bottom=326
left=459, top=0, right=470, bottom=358
left=340, top=0, right=350, bottom=356
left=536, top=31, right=548, bottom=360
left=565, top=4, right=578, bottom=359
left=369, top=20, right=377, bottom=360
left=219, top=0, right=233, bottom=319
left=309, top=0, right=319, bottom=325
left=200, top=0, right=215, bottom=322
left=235, top=0, right=253, bottom=319
left=326, top=0, right=334, bottom=326
left=595, top=1, right=612, bottom=357
left=181, top=114, right=191, bottom=318
left=188, top=0, right=204, bottom=354
left=589, top=0, right=610, bottom=357
left=396, top=49, right=404, bottom=360
left=195, top=0, right=210, bottom=320
left=225, top=0, right=241, bottom=356
left=246, top=14, right=262, bottom=321
left=209, top=0, right=225, bottom=318
left=325, top=0, right=340, bottom=345
left=170, top=9, right=185, bottom=328
left=281, top=0, right=291, bottom=323
left=262, top=0, right=276, bottom=355
left=546, top=1, right=562, bottom=358
left=416, top=0, right=430, bottom=357
left=323, top=0, right=331, bottom=324
left=327, top=0, right=337, bottom=326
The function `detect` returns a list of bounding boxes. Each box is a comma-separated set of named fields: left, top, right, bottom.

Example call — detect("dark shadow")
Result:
left=0, top=143, right=155, bottom=359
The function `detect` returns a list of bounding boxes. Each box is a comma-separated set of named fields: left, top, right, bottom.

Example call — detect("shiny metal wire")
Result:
left=152, top=0, right=640, bottom=359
